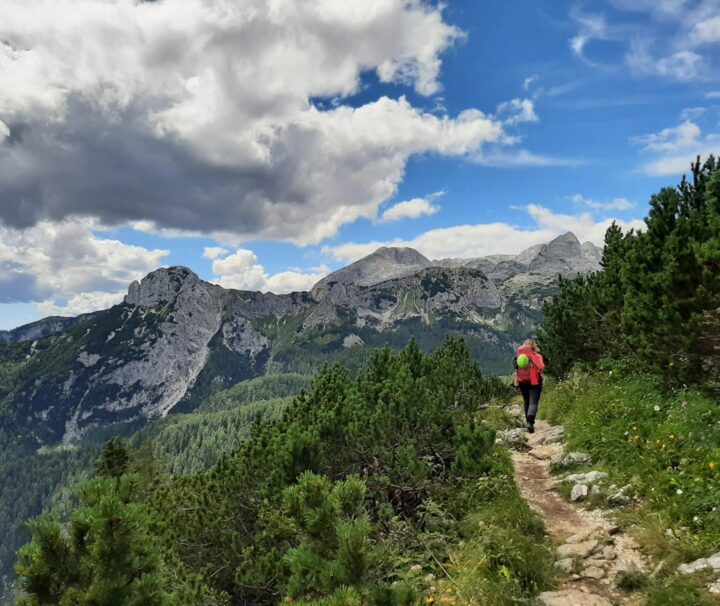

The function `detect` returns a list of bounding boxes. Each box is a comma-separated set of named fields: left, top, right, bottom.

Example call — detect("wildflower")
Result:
left=676, top=489, right=683, bottom=495
left=668, top=434, right=675, bottom=440
left=661, top=444, right=667, bottom=450
left=694, top=477, right=702, bottom=483
left=446, top=589, right=453, bottom=594
left=656, top=439, right=661, bottom=445
left=633, top=426, right=638, bottom=432
left=693, top=516, right=700, bottom=522
left=634, top=435, right=641, bottom=441
left=411, top=564, right=422, bottom=573
left=709, top=462, right=717, bottom=470
left=426, top=598, right=435, bottom=605
left=667, top=466, right=673, bottom=472
left=654, top=405, right=661, bottom=412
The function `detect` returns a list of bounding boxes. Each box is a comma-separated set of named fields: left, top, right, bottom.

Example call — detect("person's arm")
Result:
left=532, top=353, right=544, bottom=372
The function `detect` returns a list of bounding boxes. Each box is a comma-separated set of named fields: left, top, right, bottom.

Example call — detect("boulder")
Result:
left=678, top=553, right=720, bottom=576
left=539, top=425, right=565, bottom=445
left=495, top=428, right=528, bottom=449
left=539, top=590, right=612, bottom=606
left=551, top=452, right=593, bottom=468
left=529, top=446, right=557, bottom=460
left=555, top=558, right=576, bottom=574
left=557, top=540, right=599, bottom=559
left=583, top=565, right=606, bottom=580
left=607, top=484, right=633, bottom=506
left=571, top=484, right=589, bottom=502
left=507, top=404, right=523, bottom=417
left=562, top=471, right=608, bottom=485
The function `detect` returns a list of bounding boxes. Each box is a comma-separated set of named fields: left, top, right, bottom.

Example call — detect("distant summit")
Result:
left=313, top=246, right=431, bottom=292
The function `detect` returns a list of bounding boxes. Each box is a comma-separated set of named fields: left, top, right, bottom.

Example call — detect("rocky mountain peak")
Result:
left=125, top=266, right=203, bottom=308
left=314, top=246, right=431, bottom=291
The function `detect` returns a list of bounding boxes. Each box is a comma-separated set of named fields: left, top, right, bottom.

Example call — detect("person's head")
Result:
left=522, top=338, right=539, bottom=352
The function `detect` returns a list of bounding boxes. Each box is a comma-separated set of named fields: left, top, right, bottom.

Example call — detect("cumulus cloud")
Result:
left=633, top=117, right=720, bottom=176
left=381, top=192, right=443, bottom=222
left=570, top=194, right=635, bottom=211
left=202, top=246, right=229, bottom=260
left=0, top=0, right=519, bottom=245
left=211, top=249, right=328, bottom=293
left=0, top=219, right=168, bottom=314
left=37, top=291, right=129, bottom=317
left=323, top=206, right=645, bottom=263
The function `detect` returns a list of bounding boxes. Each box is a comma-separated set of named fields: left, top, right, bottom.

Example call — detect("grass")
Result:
left=540, top=370, right=720, bottom=604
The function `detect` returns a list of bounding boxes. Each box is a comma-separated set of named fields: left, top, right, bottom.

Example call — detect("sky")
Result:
left=1, top=0, right=719, bottom=330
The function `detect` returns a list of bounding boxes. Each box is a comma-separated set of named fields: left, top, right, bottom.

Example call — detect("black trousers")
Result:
left=519, top=383, right=542, bottom=425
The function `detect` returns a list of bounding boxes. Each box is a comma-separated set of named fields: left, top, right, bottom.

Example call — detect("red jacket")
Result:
left=516, top=346, right=544, bottom=385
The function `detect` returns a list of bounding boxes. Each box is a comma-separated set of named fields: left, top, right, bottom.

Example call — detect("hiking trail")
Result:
left=510, top=419, right=648, bottom=606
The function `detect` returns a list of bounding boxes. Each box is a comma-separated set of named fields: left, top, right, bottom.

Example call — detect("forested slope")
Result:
left=10, top=340, right=560, bottom=605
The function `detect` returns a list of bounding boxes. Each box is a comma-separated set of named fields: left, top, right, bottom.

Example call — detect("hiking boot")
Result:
left=526, top=423, right=535, bottom=433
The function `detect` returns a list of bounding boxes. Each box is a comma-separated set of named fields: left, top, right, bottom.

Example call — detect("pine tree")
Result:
left=95, top=436, right=129, bottom=480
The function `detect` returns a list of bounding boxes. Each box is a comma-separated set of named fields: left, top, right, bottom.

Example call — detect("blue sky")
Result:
left=1, top=0, right=719, bottom=330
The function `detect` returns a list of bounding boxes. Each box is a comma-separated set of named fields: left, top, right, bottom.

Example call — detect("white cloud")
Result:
left=323, top=206, right=645, bottom=263
left=692, top=16, right=720, bottom=45
left=0, top=219, right=169, bottom=314
left=496, top=98, right=539, bottom=126
left=569, top=9, right=609, bottom=61
left=570, top=35, right=590, bottom=57
left=570, top=194, right=635, bottom=211
left=211, top=249, right=328, bottom=293
left=472, top=149, right=583, bottom=168
left=202, top=246, right=229, bottom=260
left=37, top=291, right=128, bottom=317
left=0, top=0, right=527, bottom=246
left=381, top=192, right=443, bottom=222
left=570, top=2, right=718, bottom=82
left=633, top=120, right=701, bottom=152
left=523, top=75, right=539, bottom=91
left=633, top=117, right=720, bottom=176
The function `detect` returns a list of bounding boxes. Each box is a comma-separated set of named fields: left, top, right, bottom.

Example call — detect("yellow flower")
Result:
left=656, top=439, right=661, bottom=445
left=709, top=462, right=717, bottom=470
left=445, top=589, right=453, bottom=594
left=426, top=598, right=435, bottom=605
left=661, top=444, right=667, bottom=450
left=634, top=435, right=641, bottom=441
left=633, top=426, right=638, bottom=431
left=669, top=434, right=675, bottom=440
left=667, top=466, right=673, bottom=472
left=694, top=477, right=703, bottom=483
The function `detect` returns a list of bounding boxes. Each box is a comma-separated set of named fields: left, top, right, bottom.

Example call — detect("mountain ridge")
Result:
left=0, top=231, right=601, bottom=444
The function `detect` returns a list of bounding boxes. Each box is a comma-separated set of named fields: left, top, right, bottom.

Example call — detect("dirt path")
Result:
left=511, top=420, right=647, bottom=606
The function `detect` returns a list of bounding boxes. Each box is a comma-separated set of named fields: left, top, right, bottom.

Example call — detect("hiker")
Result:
left=513, top=338, right=544, bottom=433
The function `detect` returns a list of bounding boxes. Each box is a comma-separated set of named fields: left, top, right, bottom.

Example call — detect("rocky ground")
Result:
left=505, top=418, right=648, bottom=606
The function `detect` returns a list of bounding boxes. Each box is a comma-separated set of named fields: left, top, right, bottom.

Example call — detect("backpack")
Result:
left=515, top=357, right=532, bottom=384
left=514, top=346, right=537, bottom=384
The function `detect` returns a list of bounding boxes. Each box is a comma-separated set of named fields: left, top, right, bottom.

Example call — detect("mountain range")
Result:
left=0, top=231, right=601, bottom=445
